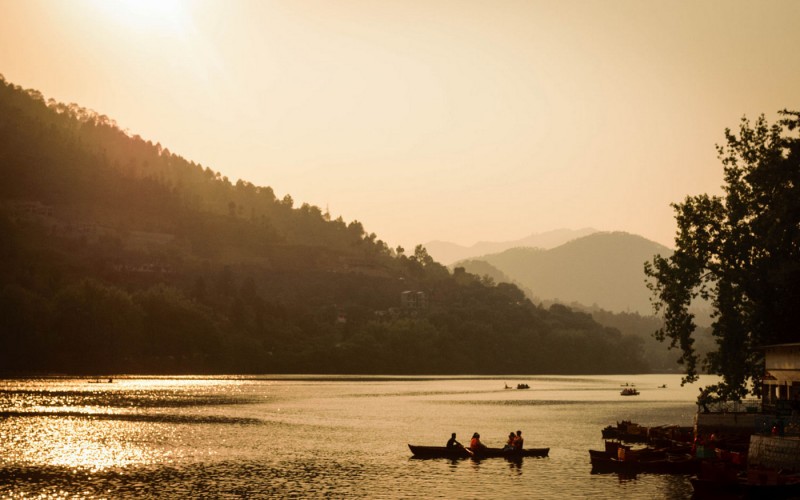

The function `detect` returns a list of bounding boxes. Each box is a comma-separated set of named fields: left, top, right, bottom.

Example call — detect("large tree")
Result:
left=645, top=110, right=800, bottom=402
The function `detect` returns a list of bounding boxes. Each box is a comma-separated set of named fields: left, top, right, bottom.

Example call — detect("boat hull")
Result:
left=408, top=445, right=549, bottom=459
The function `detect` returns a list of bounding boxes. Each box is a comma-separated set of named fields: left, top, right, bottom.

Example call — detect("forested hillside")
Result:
left=0, top=75, right=649, bottom=375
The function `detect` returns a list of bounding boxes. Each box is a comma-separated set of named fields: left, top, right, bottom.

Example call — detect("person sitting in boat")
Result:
left=446, top=433, right=461, bottom=449
left=502, top=432, right=516, bottom=451
left=513, top=430, right=524, bottom=450
left=469, top=432, right=486, bottom=451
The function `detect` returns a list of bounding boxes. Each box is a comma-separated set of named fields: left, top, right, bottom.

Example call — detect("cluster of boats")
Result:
left=592, top=420, right=714, bottom=476
left=589, top=440, right=697, bottom=474
left=592, top=420, right=800, bottom=498
left=600, top=420, right=690, bottom=444
left=409, top=417, right=800, bottom=497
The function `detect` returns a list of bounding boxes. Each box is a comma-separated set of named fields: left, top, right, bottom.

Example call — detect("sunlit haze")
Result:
left=1, top=0, right=798, bottom=250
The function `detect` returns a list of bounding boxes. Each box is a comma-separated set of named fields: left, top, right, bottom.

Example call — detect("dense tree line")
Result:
left=0, top=75, right=648, bottom=375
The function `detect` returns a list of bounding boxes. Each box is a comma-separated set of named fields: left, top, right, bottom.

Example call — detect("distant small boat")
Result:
left=620, top=388, right=639, bottom=396
left=516, top=383, right=530, bottom=390
left=88, top=378, right=113, bottom=384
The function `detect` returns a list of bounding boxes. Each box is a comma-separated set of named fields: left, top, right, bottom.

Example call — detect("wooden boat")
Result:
left=408, top=444, right=549, bottom=459
left=601, top=421, right=649, bottom=443
left=620, top=388, right=639, bottom=396
left=589, top=441, right=662, bottom=460
left=589, top=440, right=698, bottom=474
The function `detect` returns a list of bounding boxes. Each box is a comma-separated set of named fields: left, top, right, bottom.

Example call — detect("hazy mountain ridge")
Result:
left=457, top=232, right=672, bottom=315
left=425, top=227, right=599, bottom=265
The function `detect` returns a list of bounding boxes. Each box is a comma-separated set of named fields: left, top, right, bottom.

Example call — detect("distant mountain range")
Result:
left=425, top=228, right=599, bottom=265
left=455, top=231, right=673, bottom=315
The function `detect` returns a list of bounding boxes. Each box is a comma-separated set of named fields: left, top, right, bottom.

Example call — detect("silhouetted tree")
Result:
left=645, top=110, right=800, bottom=401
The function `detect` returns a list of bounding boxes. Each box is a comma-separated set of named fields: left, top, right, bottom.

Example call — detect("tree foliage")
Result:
left=645, top=110, right=800, bottom=401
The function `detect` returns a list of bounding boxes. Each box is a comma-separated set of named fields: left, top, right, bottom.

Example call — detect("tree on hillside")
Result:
left=645, top=110, right=800, bottom=402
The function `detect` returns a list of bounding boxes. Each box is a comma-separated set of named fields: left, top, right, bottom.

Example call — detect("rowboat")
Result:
left=408, top=444, right=549, bottom=459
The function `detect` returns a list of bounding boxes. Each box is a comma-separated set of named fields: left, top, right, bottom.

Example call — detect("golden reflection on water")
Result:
left=1, top=415, right=184, bottom=471
left=0, top=378, right=241, bottom=472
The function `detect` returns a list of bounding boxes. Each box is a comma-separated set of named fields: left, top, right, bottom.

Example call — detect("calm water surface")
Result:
left=0, top=374, right=715, bottom=498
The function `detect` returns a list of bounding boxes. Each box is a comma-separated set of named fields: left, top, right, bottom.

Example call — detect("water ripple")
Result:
left=0, top=410, right=261, bottom=425
left=0, top=389, right=252, bottom=409
left=0, top=461, right=382, bottom=498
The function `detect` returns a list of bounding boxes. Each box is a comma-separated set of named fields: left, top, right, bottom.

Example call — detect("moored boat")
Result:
left=589, top=440, right=698, bottom=475
left=601, top=420, right=651, bottom=443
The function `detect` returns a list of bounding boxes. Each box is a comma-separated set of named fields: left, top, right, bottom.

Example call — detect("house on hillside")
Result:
left=400, top=291, right=427, bottom=311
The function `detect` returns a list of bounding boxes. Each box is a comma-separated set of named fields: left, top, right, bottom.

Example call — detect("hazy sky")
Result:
left=1, top=0, right=798, bottom=250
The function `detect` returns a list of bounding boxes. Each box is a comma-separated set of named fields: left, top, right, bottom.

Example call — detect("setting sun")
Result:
left=86, top=0, right=192, bottom=35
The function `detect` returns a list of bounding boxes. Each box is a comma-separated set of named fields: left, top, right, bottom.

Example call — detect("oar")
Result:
left=460, top=443, right=475, bottom=458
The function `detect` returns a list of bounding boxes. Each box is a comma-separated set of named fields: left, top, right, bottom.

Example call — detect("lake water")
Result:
left=0, top=374, right=714, bottom=498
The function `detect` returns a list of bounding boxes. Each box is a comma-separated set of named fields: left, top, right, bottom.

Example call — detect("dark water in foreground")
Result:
left=0, top=374, right=714, bottom=498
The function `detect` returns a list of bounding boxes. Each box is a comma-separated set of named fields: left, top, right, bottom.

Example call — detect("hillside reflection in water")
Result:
left=0, top=375, right=708, bottom=498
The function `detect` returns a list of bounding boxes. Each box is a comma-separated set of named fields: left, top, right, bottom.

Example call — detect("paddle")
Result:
left=460, top=443, right=475, bottom=458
